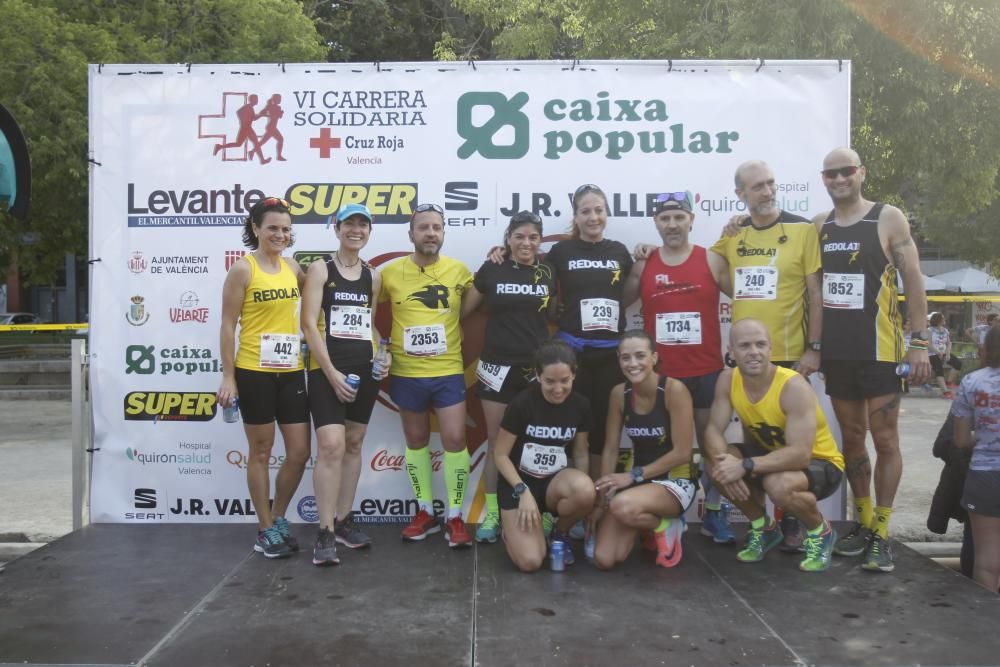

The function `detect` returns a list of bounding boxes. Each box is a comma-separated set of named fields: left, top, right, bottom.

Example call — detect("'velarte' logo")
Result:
left=456, top=92, right=530, bottom=160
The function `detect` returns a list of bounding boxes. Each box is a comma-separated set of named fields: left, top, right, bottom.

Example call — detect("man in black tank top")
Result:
left=812, top=147, right=932, bottom=574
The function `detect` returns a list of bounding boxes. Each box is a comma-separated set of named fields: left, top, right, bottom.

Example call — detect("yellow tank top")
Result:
left=235, top=254, right=303, bottom=372
left=730, top=366, right=844, bottom=470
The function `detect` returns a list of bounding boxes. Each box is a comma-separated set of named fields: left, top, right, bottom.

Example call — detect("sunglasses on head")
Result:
left=574, top=183, right=603, bottom=196
left=654, top=192, right=690, bottom=206
left=821, top=165, right=861, bottom=179
left=511, top=211, right=542, bottom=225
left=413, top=203, right=444, bottom=214
left=258, top=196, right=290, bottom=209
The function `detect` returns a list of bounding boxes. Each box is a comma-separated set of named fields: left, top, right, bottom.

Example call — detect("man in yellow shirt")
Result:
left=710, top=160, right=824, bottom=550
left=379, top=203, right=475, bottom=547
left=704, top=319, right=844, bottom=572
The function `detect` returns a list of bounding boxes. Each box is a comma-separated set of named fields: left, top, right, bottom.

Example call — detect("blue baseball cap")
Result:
left=336, top=203, right=373, bottom=223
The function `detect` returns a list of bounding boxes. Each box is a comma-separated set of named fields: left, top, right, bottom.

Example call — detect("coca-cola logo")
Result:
left=370, top=448, right=443, bottom=472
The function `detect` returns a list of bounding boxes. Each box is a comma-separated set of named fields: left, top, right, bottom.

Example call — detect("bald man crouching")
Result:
left=703, top=319, right=845, bottom=572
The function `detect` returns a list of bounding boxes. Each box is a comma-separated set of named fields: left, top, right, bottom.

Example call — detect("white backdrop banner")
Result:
left=88, top=60, right=851, bottom=524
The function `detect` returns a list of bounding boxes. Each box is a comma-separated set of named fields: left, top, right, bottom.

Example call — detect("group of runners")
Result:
left=216, top=146, right=935, bottom=576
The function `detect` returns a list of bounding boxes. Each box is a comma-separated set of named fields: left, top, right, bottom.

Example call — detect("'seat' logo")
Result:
left=198, top=92, right=287, bottom=164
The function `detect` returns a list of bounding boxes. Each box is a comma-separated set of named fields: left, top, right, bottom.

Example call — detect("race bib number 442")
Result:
left=259, top=333, right=300, bottom=369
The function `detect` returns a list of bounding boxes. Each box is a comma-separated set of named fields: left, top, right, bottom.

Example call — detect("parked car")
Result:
left=0, top=312, right=43, bottom=325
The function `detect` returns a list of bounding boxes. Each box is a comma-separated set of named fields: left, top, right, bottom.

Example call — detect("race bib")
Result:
left=655, top=312, right=702, bottom=345
left=518, top=442, right=568, bottom=479
left=823, top=273, right=865, bottom=309
left=403, top=324, right=447, bottom=357
left=734, top=267, right=778, bottom=301
left=328, top=305, right=372, bottom=340
left=259, top=333, right=300, bottom=369
left=580, top=298, right=619, bottom=332
left=476, top=360, right=511, bottom=393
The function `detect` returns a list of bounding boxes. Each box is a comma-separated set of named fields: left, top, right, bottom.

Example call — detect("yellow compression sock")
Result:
left=873, top=506, right=893, bottom=539
left=444, top=449, right=470, bottom=519
left=855, top=496, right=874, bottom=529
left=404, top=446, right=433, bottom=513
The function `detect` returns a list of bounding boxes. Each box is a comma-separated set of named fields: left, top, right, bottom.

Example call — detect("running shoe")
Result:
left=273, top=516, right=299, bottom=552
left=779, top=514, right=805, bottom=553
left=475, top=512, right=501, bottom=543
left=550, top=530, right=575, bottom=566
left=541, top=512, right=555, bottom=539
left=700, top=508, right=736, bottom=544
left=334, top=514, right=371, bottom=549
left=833, top=522, right=873, bottom=557
left=444, top=516, right=473, bottom=548
left=401, top=509, right=441, bottom=541
left=862, top=534, right=895, bottom=572
left=653, top=520, right=683, bottom=568
left=312, top=527, right=340, bottom=566
left=569, top=519, right=586, bottom=540
left=737, top=519, right=783, bottom=563
left=254, top=526, right=292, bottom=559
left=799, top=521, right=837, bottom=572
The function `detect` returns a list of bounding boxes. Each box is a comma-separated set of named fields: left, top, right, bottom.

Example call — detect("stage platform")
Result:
left=0, top=523, right=996, bottom=667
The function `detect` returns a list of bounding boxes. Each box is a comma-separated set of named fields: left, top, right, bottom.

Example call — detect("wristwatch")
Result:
left=512, top=482, right=528, bottom=499
left=808, top=341, right=822, bottom=352
left=630, top=466, right=645, bottom=484
left=742, top=457, right=755, bottom=475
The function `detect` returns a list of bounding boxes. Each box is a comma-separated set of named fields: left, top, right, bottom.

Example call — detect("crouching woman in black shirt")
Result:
left=494, top=340, right=596, bottom=572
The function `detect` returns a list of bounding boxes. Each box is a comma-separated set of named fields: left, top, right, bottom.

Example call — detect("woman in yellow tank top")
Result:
left=217, top=196, right=309, bottom=559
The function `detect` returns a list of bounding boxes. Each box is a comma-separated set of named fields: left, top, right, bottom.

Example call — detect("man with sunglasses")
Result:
left=623, top=191, right=737, bottom=543
left=379, top=202, right=475, bottom=547
left=812, top=147, right=931, bottom=572
left=710, top=160, right=824, bottom=551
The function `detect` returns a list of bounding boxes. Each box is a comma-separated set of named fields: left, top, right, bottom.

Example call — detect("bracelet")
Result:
left=907, top=339, right=928, bottom=351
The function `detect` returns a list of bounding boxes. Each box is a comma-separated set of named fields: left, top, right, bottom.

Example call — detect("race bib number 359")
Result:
left=518, top=442, right=568, bottom=478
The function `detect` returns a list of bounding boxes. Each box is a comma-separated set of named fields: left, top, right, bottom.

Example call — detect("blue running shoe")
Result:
left=254, top=526, right=292, bottom=559
left=475, top=512, right=501, bottom=543
left=700, top=508, right=736, bottom=544
left=273, top=516, right=299, bottom=552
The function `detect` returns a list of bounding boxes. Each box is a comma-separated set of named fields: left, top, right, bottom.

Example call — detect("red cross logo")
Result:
left=310, top=128, right=342, bottom=158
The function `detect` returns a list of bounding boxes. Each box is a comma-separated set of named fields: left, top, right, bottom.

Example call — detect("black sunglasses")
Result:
left=511, top=210, right=542, bottom=225
left=821, top=165, right=861, bottom=179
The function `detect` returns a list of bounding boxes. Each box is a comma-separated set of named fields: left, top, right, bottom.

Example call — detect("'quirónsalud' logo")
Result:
left=456, top=92, right=530, bottom=159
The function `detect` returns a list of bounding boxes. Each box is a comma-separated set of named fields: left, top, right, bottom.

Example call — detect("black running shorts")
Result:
left=234, top=368, right=309, bottom=425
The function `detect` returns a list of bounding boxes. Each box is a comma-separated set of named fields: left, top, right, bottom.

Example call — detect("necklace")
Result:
left=335, top=251, right=360, bottom=268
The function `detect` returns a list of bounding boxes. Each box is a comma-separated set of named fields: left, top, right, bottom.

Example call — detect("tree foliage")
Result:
left=0, top=0, right=326, bottom=286
left=451, top=0, right=1000, bottom=266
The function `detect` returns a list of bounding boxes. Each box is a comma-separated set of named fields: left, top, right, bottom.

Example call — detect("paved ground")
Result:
left=0, top=393, right=963, bottom=545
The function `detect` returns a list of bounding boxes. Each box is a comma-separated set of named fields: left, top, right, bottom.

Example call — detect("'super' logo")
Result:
left=124, top=392, right=218, bottom=421
left=286, top=183, right=417, bottom=224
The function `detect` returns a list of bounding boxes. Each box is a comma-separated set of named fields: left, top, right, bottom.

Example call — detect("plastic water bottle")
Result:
left=584, top=532, right=596, bottom=562
left=372, top=338, right=390, bottom=379
left=550, top=540, right=565, bottom=571
left=222, top=397, right=240, bottom=423
left=896, top=362, right=911, bottom=378
left=345, top=374, right=361, bottom=402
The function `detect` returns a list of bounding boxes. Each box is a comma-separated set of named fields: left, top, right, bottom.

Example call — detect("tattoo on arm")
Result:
left=845, top=455, right=872, bottom=486
left=869, top=394, right=901, bottom=422
left=890, top=237, right=913, bottom=271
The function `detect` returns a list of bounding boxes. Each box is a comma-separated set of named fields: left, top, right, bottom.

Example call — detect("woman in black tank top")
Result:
left=591, top=331, right=697, bottom=570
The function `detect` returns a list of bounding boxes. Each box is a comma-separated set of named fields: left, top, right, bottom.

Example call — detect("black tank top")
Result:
left=820, top=203, right=904, bottom=362
left=320, top=260, right=374, bottom=368
left=623, top=376, right=691, bottom=480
